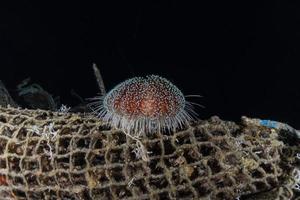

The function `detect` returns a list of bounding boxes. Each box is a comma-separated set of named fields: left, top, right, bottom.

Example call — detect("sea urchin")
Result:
left=89, top=75, right=196, bottom=135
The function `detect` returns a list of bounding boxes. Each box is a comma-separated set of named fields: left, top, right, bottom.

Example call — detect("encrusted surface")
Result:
left=0, top=106, right=298, bottom=200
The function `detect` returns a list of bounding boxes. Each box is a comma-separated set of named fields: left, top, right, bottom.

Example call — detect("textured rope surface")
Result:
left=0, top=106, right=298, bottom=200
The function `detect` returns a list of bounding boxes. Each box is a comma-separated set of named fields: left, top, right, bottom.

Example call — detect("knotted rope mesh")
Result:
left=0, top=106, right=298, bottom=200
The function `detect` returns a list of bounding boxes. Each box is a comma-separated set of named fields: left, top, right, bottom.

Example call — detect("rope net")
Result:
left=0, top=107, right=298, bottom=200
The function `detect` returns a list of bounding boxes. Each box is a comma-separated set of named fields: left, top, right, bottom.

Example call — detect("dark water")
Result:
left=0, top=1, right=299, bottom=127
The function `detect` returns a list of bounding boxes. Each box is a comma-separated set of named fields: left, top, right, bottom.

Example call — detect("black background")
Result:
left=0, top=1, right=299, bottom=127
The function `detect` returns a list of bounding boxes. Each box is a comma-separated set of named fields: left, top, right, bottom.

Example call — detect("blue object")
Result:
left=259, top=120, right=279, bottom=129
left=258, top=119, right=300, bottom=139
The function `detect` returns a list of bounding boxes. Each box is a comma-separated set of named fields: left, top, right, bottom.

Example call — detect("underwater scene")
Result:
left=1, top=1, right=300, bottom=200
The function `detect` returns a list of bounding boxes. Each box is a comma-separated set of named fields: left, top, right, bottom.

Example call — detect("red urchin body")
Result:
left=91, top=75, right=195, bottom=134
